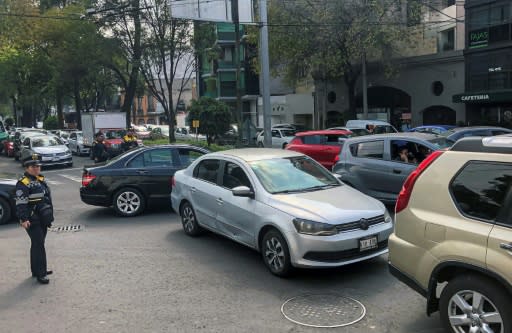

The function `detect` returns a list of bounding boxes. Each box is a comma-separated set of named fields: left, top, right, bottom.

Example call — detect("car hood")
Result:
left=269, top=186, right=384, bottom=224
left=33, top=146, right=69, bottom=154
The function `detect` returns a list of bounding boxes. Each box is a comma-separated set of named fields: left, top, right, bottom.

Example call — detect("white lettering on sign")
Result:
left=461, top=94, right=490, bottom=101
left=489, top=67, right=503, bottom=72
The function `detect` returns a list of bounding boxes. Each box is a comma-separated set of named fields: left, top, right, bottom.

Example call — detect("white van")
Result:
left=345, top=120, right=398, bottom=134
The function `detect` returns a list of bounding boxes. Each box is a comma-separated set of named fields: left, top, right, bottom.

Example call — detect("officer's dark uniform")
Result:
left=16, top=155, right=53, bottom=282
left=92, top=135, right=108, bottom=163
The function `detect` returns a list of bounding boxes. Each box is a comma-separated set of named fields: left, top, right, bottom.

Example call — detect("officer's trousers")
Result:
left=26, top=223, right=48, bottom=277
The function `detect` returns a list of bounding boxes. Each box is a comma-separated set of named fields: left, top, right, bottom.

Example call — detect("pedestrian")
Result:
left=16, top=154, right=54, bottom=284
left=122, top=128, right=138, bottom=152
left=92, top=132, right=108, bottom=163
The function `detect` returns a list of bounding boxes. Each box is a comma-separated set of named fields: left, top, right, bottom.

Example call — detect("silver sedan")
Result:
left=171, top=149, right=393, bottom=276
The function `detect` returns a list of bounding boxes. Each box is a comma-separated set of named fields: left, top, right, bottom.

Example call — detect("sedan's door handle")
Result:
left=190, top=187, right=197, bottom=193
left=393, top=169, right=402, bottom=174
left=216, top=198, right=224, bottom=205
left=137, top=169, right=149, bottom=175
left=500, top=243, right=512, bottom=251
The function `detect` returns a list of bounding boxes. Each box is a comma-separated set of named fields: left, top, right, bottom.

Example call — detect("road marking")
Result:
left=60, top=174, right=82, bottom=183
left=46, top=180, right=65, bottom=186
left=44, top=167, right=83, bottom=173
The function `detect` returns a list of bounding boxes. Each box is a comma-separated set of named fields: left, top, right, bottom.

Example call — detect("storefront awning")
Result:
left=453, top=90, right=512, bottom=104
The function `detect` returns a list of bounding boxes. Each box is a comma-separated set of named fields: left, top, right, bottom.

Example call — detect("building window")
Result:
left=438, top=28, right=455, bottom=52
left=467, top=49, right=512, bottom=92
left=468, top=3, right=511, bottom=49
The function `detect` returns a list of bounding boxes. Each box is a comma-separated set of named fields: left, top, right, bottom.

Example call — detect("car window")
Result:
left=271, top=130, right=281, bottom=138
left=70, top=133, right=76, bottom=139
left=325, top=135, right=346, bottom=146
left=178, top=149, right=205, bottom=167
left=390, top=140, right=433, bottom=165
left=23, top=138, right=30, bottom=146
left=127, top=154, right=145, bottom=168
left=281, top=129, right=296, bottom=137
left=463, top=130, right=490, bottom=138
left=374, top=125, right=395, bottom=134
left=492, top=130, right=509, bottom=135
left=143, top=149, right=174, bottom=168
left=302, top=135, right=322, bottom=144
left=350, top=140, right=384, bottom=159
left=222, top=162, right=252, bottom=189
left=194, top=159, right=221, bottom=184
left=450, top=161, right=512, bottom=223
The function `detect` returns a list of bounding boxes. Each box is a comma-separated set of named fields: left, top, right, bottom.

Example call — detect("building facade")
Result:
left=453, top=0, right=512, bottom=127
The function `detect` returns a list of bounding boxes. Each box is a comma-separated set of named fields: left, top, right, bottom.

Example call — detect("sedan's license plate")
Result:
left=359, top=236, right=378, bottom=252
left=52, top=157, right=60, bottom=161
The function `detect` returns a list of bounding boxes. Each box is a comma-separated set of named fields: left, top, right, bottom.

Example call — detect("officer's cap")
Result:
left=24, top=154, right=42, bottom=167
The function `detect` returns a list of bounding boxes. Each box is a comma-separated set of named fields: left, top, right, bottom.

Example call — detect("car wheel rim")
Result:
left=448, top=290, right=503, bottom=333
left=117, top=192, right=141, bottom=214
left=182, top=206, right=195, bottom=232
left=265, top=237, right=285, bottom=272
left=0, top=204, right=4, bottom=220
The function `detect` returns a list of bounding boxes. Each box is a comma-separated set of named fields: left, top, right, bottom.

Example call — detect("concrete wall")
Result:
left=257, top=94, right=314, bottom=127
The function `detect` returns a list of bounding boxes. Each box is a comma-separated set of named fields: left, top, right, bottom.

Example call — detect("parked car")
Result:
left=256, top=128, right=296, bottom=148
left=13, top=129, right=48, bottom=161
left=408, top=125, right=456, bottom=135
left=19, top=135, right=73, bottom=168
left=440, top=126, right=512, bottom=144
left=333, top=133, right=453, bottom=204
left=87, top=129, right=130, bottom=159
left=68, top=131, right=89, bottom=156
left=0, top=173, right=17, bottom=225
left=3, top=135, right=15, bottom=157
left=328, top=127, right=371, bottom=136
left=49, top=129, right=73, bottom=145
left=80, top=145, right=209, bottom=217
left=388, top=135, right=512, bottom=333
left=0, top=120, right=7, bottom=153
left=345, top=120, right=398, bottom=134
left=171, top=149, right=393, bottom=276
left=286, top=130, right=353, bottom=170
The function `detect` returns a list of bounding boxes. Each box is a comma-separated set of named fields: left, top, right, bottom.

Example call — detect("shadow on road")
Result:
left=74, top=205, right=177, bottom=228
left=0, top=278, right=37, bottom=313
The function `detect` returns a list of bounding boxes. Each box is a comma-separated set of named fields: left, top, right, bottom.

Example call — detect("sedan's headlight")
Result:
left=293, top=218, right=337, bottom=236
left=384, top=209, right=393, bottom=224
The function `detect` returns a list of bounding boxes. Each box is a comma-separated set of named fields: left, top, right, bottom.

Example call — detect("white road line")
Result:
left=46, top=180, right=65, bottom=186
left=44, top=167, right=83, bottom=173
left=60, top=174, right=82, bottom=183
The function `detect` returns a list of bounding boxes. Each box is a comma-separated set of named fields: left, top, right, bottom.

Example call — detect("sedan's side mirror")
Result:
left=232, top=186, right=254, bottom=198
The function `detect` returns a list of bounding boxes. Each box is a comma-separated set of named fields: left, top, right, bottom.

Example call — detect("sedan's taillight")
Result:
left=82, top=172, right=96, bottom=187
left=170, top=176, right=176, bottom=188
left=395, top=151, right=443, bottom=214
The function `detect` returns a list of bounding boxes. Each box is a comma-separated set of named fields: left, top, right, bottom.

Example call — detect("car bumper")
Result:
left=388, top=263, right=427, bottom=298
left=39, top=157, right=72, bottom=166
left=284, top=221, right=394, bottom=268
left=80, top=187, right=110, bottom=206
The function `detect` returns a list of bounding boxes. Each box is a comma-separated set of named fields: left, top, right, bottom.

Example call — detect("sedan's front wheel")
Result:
left=261, top=229, right=292, bottom=277
left=180, top=202, right=203, bottom=237
left=113, top=188, right=145, bottom=217
left=440, top=274, right=511, bottom=333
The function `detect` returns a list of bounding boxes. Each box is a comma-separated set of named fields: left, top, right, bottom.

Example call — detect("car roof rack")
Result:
left=451, top=135, right=512, bottom=154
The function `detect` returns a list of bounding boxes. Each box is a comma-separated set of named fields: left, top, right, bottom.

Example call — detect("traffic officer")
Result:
left=122, top=128, right=138, bottom=152
left=92, top=132, right=108, bottom=163
left=16, top=154, right=54, bottom=284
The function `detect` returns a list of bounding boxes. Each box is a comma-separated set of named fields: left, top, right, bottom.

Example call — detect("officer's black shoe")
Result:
left=36, top=276, right=50, bottom=284
left=32, top=271, right=52, bottom=277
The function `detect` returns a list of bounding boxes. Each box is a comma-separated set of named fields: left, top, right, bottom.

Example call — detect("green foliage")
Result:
left=143, top=138, right=231, bottom=152
left=43, top=116, right=59, bottom=130
left=187, top=97, right=232, bottom=146
left=4, top=117, right=14, bottom=127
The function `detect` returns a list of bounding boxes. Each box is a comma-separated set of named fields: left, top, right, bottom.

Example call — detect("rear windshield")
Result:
left=373, top=125, right=396, bottom=134
left=428, top=137, right=454, bottom=149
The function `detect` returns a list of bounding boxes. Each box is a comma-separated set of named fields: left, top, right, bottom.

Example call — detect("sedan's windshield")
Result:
left=32, top=136, right=64, bottom=147
left=250, top=156, right=340, bottom=194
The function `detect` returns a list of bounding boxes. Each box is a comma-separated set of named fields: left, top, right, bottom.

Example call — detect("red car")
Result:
left=3, top=136, right=15, bottom=157
left=286, top=130, right=352, bottom=170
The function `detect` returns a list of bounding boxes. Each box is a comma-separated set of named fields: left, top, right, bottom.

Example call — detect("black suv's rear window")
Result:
left=450, top=161, right=512, bottom=223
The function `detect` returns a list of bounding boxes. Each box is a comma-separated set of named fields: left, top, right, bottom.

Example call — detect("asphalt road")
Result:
left=0, top=153, right=445, bottom=333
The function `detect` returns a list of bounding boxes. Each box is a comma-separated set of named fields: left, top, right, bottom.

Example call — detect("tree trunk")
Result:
left=345, top=78, right=358, bottom=122
left=10, top=95, right=17, bottom=126
left=167, top=86, right=176, bottom=143
left=56, top=88, right=64, bottom=128
left=73, top=78, right=83, bottom=130
left=121, top=0, right=142, bottom=129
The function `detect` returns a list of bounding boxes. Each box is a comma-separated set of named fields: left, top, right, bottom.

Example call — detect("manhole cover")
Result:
left=51, top=224, right=83, bottom=232
left=281, top=294, right=366, bottom=328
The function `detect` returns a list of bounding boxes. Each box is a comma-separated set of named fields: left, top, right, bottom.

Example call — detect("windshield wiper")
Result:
left=302, top=184, right=341, bottom=192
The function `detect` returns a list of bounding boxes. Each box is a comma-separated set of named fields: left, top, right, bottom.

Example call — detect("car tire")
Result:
left=261, top=229, right=292, bottom=277
left=180, top=202, right=203, bottom=237
left=113, top=188, right=145, bottom=217
left=258, top=142, right=264, bottom=148
left=0, top=197, right=12, bottom=225
left=282, top=143, right=288, bottom=149
left=439, top=274, right=512, bottom=333
left=14, top=152, right=19, bottom=161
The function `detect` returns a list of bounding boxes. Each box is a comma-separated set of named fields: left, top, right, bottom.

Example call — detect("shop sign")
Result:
left=469, top=29, right=488, bottom=49
left=461, top=94, right=490, bottom=101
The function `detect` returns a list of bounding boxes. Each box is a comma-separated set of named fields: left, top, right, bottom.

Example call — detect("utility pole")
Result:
left=362, top=51, right=369, bottom=120
left=232, top=0, right=243, bottom=146
left=259, top=0, right=272, bottom=148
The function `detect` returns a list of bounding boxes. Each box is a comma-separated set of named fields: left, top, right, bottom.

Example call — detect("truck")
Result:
left=81, top=112, right=127, bottom=158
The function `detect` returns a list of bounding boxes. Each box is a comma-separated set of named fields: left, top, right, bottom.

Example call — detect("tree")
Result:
left=187, top=97, right=232, bottom=146
left=43, top=116, right=59, bottom=130
left=138, top=0, right=196, bottom=143
left=267, top=0, right=413, bottom=122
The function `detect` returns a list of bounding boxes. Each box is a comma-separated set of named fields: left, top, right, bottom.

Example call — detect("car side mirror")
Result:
left=232, top=186, right=254, bottom=198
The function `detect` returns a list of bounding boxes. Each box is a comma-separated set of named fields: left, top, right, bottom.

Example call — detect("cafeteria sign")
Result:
left=461, top=94, right=490, bottom=101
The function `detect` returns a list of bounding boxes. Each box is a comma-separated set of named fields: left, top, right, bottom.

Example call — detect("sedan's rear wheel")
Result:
left=113, top=188, right=145, bottom=217
left=180, top=202, right=203, bottom=237
left=261, top=229, right=292, bottom=277
left=440, top=275, right=511, bottom=333
left=0, top=198, right=11, bottom=225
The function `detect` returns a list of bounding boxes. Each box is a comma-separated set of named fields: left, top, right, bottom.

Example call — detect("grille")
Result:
left=335, top=215, right=385, bottom=233
left=303, top=240, right=388, bottom=263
